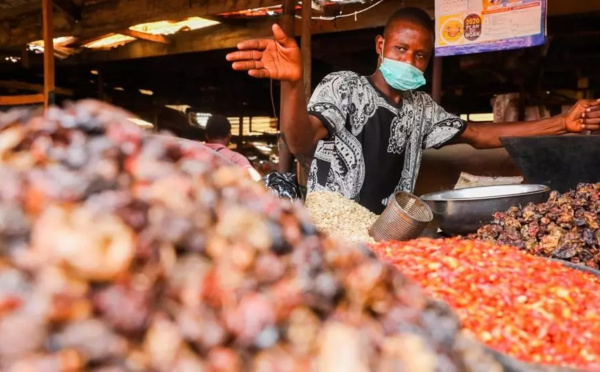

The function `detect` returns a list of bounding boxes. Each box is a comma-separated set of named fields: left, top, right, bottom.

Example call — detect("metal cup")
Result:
left=369, top=191, right=433, bottom=242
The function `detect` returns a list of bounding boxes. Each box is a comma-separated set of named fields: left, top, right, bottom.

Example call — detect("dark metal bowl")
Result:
left=421, top=184, right=551, bottom=236
left=549, top=258, right=600, bottom=277
left=501, top=136, right=600, bottom=193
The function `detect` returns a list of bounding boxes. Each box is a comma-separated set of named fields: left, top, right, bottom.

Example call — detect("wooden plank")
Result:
left=120, top=29, right=170, bottom=44
left=0, top=80, right=73, bottom=96
left=0, top=94, right=45, bottom=106
left=43, top=0, right=56, bottom=108
left=75, top=33, right=114, bottom=48
left=68, top=0, right=433, bottom=63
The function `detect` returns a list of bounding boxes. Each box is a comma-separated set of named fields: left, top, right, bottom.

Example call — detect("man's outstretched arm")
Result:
left=226, top=24, right=327, bottom=162
left=459, top=99, right=600, bottom=149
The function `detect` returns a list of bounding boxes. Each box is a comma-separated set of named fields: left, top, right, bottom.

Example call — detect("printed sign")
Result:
left=434, top=0, right=547, bottom=56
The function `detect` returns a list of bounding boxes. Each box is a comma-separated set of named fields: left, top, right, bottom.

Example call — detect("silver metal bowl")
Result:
left=420, top=184, right=551, bottom=236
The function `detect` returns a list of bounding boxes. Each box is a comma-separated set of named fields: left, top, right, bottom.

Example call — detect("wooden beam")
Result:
left=53, top=0, right=81, bottom=22
left=43, top=0, right=56, bottom=108
left=75, top=34, right=114, bottom=48
left=0, top=80, right=73, bottom=96
left=0, top=94, right=45, bottom=106
left=120, top=29, right=170, bottom=44
left=66, top=0, right=432, bottom=64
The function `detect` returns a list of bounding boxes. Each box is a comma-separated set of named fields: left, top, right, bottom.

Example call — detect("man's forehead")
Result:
left=386, top=20, right=431, bottom=37
left=385, top=21, right=434, bottom=45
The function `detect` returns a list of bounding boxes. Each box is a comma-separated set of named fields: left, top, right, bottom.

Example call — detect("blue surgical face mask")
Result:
left=379, top=40, right=426, bottom=91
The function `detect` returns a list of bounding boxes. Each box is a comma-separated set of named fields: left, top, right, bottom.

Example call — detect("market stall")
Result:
left=4, top=98, right=599, bottom=371
left=1, top=0, right=600, bottom=370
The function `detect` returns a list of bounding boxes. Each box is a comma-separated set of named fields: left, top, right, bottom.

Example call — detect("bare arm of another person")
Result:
left=459, top=99, right=600, bottom=149
left=226, top=24, right=328, bottom=164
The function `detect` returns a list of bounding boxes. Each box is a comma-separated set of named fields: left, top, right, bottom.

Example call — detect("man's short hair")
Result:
left=384, top=7, right=434, bottom=38
left=205, top=114, right=231, bottom=139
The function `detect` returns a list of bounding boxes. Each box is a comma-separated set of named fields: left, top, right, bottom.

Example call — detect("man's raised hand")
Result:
left=226, top=24, right=302, bottom=83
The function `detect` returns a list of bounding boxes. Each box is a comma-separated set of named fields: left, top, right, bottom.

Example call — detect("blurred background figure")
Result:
left=204, top=114, right=262, bottom=181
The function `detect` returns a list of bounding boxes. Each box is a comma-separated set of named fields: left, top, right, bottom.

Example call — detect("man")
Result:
left=204, top=114, right=262, bottom=181
left=226, top=7, right=600, bottom=214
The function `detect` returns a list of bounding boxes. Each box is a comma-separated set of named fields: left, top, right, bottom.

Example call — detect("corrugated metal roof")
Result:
left=129, top=17, right=219, bottom=35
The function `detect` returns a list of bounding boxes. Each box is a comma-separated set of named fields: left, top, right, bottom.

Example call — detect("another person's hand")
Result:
left=564, top=99, right=600, bottom=132
left=226, top=24, right=302, bottom=83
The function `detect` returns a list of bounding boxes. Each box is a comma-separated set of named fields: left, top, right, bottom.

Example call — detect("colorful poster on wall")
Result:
left=434, top=0, right=547, bottom=57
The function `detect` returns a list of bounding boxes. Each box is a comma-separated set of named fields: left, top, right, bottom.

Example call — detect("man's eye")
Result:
left=395, top=46, right=406, bottom=52
left=416, top=53, right=425, bottom=59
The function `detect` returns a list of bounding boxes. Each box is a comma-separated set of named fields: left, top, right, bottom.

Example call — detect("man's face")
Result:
left=376, top=20, right=434, bottom=73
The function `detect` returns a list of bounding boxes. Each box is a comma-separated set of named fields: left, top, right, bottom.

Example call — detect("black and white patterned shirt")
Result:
left=307, top=71, right=466, bottom=214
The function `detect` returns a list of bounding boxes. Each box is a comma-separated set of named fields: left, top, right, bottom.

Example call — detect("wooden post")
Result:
left=297, top=0, right=312, bottom=187
left=301, top=0, right=312, bottom=101
left=432, top=57, right=442, bottom=104
left=280, top=0, right=295, bottom=36
left=42, top=0, right=55, bottom=108
left=278, top=0, right=295, bottom=174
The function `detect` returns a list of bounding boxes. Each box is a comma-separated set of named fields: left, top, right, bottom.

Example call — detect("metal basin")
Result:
left=421, top=184, right=551, bottom=236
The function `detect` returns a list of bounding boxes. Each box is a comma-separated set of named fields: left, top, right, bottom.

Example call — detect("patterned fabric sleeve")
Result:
left=421, top=93, right=467, bottom=149
left=307, top=71, right=357, bottom=137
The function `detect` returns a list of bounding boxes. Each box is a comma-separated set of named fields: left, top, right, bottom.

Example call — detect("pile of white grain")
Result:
left=305, top=191, right=378, bottom=244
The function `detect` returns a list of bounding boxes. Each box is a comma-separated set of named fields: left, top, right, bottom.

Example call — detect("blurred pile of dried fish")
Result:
left=473, top=183, right=600, bottom=269
left=0, top=101, right=507, bottom=372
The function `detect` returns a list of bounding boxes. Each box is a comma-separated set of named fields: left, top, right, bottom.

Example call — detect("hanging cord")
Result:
left=270, top=78, right=278, bottom=121
left=295, top=0, right=385, bottom=20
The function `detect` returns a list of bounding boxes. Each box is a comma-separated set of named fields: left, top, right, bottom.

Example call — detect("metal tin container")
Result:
left=421, top=184, right=551, bottom=236
left=369, top=191, right=433, bottom=242
left=501, top=136, right=600, bottom=193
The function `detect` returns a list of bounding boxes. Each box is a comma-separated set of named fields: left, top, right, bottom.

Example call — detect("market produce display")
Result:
left=473, top=183, right=600, bottom=269
left=0, top=101, right=502, bottom=371
left=371, top=238, right=600, bottom=370
left=305, top=191, right=378, bottom=244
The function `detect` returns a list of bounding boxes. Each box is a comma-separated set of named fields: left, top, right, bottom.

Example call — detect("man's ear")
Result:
left=375, top=35, right=384, bottom=56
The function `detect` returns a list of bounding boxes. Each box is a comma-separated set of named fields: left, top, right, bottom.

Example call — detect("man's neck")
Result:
left=207, top=139, right=229, bottom=146
left=369, top=70, right=403, bottom=105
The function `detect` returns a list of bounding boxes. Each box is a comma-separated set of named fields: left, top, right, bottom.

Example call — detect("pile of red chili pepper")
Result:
left=371, top=238, right=600, bottom=370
